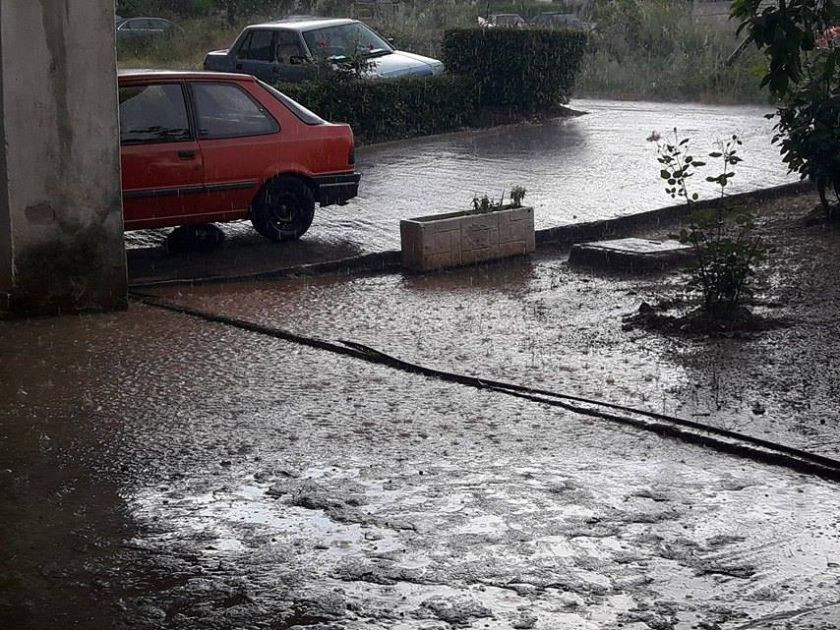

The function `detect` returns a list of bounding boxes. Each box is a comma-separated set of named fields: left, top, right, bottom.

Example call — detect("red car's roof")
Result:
left=118, top=69, right=254, bottom=82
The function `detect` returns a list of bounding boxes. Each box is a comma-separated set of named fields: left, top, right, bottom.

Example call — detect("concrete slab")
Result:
left=568, top=237, right=694, bottom=272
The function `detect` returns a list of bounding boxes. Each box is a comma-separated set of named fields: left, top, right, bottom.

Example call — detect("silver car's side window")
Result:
left=238, top=29, right=274, bottom=62
left=275, top=30, right=304, bottom=64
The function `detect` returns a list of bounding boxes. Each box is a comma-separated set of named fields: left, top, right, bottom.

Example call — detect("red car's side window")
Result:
left=191, top=82, right=279, bottom=140
left=119, top=83, right=191, bottom=145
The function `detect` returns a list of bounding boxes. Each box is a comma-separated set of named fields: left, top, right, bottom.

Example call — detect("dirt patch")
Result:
left=622, top=299, right=790, bottom=338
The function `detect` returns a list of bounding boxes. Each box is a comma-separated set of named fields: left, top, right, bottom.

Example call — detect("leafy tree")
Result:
left=732, top=0, right=840, bottom=219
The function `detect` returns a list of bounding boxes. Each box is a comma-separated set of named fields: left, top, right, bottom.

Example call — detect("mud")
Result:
left=622, top=301, right=790, bottom=338
left=4, top=188, right=840, bottom=628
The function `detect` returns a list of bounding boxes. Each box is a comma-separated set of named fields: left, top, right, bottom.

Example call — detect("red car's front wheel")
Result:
left=251, top=176, right=315, bottom=242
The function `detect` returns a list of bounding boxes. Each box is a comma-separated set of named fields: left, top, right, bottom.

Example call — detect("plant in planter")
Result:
left=470, top=186, right=528, bottom=213
left=401, top=187, right=535, bottom=272
left=471, top=193, right=503, bottom=213
left=510, top=186, right=527, bottom=208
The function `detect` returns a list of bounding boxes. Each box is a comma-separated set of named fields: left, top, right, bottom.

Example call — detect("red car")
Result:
left=118, top=70, right=359, bottom=241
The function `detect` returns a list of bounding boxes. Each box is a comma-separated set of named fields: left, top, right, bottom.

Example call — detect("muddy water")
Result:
left=125, top=98, right=796, bottom=253
left=3, top=305, right=840, bottom=628
left=153, top=248, right=838, bottom=458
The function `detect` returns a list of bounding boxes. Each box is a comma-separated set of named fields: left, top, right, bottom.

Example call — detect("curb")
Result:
left=129, top=250, right=402, bottom=290
left=129, top=181, right=812, bottom=290
left=535, top=181, right=811, bottom=247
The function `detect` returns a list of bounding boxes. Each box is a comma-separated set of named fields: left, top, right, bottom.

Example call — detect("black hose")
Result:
left=132, top=291, right=840, bottom=482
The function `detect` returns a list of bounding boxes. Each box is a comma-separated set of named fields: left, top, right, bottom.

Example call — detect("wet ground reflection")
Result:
left=126, top=98, right=796, bottom=255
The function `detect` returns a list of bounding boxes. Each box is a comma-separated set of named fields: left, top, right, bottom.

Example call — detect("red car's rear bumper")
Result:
left=314, top=172, right=361, bottom=207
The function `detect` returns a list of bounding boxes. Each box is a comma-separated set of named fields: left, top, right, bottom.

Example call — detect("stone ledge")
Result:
left=569, top=237, right=694, bottom=272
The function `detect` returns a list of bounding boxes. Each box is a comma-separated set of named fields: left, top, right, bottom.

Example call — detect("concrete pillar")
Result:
left=0, top=1, right=126, bottom=315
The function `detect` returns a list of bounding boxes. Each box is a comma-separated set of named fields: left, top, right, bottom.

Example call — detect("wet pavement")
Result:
left=4, top=189, right=840, bottom=628
left=126, top=99, right=797, bottom=283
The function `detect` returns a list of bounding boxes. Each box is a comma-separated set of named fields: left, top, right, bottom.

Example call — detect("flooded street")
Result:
left=6, top=185, right=840, bottom=629
left=345, top=98, right=796, bottom=251
left=3, top=304, right=840, bottom=629
left=7, top=96, right=840, bottom=629
left=127, top=98, right=796, bottom=254
left=9, top=0, right=840, bottom=627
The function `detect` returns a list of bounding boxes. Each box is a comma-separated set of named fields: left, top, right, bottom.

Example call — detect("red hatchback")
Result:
left=118, top=70, right=359, bottom=241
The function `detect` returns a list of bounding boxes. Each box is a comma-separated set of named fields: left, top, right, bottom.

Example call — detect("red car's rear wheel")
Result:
left=251, top=176, right=315, bottom=242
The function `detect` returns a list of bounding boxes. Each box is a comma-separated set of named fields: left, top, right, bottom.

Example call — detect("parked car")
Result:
left=118, top=70, right=359, bottom=241
left=116, top=17, right=175, bottom=40
left=477, top=13, right=527, bottom=28
left=531, top=12, right=588, bottom=30
left=203, top=17, right=444, bottom=83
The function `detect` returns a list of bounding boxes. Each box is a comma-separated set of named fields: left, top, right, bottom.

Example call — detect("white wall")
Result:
left=0, top=0, right=126, bottom=314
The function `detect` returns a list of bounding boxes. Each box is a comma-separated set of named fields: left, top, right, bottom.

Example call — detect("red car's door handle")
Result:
left=178, top=150, right=196, bottom=160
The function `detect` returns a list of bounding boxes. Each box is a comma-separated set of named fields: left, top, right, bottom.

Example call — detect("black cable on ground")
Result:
left=132, top=291, right=840, bottom=483
left=339, top=341, right=840, bottom=471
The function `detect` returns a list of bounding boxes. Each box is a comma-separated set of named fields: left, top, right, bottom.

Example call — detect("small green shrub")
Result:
left=278, top=74, right=479, bottom=145
left=510, top=185, right=527, bottom=207
left=470, top=186, right=527, bottom=213
left=651, top=130, right=764, bottom=317
left=442, top=27, right=587, bottom=111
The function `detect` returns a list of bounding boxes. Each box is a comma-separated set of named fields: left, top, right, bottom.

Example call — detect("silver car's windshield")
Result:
left=302, top=23, right=392, bottom=60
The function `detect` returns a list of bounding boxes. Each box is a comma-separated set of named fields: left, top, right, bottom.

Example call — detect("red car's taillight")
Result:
left=348, top=147, right=355, bottom=165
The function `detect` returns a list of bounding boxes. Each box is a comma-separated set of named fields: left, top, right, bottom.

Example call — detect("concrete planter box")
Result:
left=400, top=205, right=535, bottom=272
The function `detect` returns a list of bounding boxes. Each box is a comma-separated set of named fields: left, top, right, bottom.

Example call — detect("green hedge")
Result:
left=277, top=74, right=479, bottom=145
left=442, top=28, right=587, bottom=111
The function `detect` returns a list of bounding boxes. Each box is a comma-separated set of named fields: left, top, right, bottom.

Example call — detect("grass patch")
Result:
left=577, top=1, right=768, bottom=103
left=118, top=17, right=238, bottom=69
